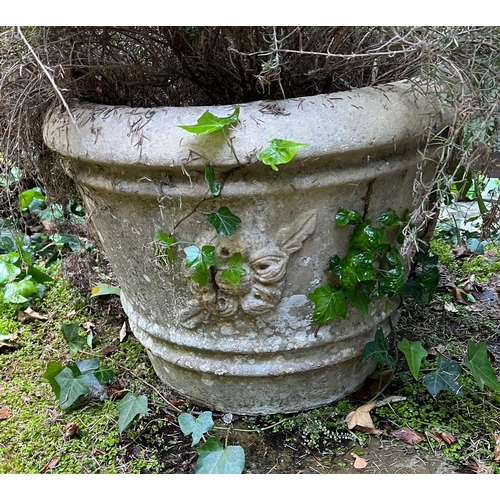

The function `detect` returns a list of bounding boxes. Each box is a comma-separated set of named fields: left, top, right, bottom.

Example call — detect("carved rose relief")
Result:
left=180, top=210, right=317, bottom=329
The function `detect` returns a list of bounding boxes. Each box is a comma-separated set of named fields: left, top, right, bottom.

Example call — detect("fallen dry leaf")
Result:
left=440, top=432, right=456, bottom=446
left=101, top=344, right=118, bottom=356
left=0, top=406, right=12, bottom=420
left=493, top=433, right=500, bottom=462
left=41, top=456, right=60, bottom=472
left=82, top=321, right=95, bottom=331
left=444, top=302, right=458, bottom=313
left=64, top=422, right=79, bottom=439
left=391, top=427, right=424, bottom=445
left=351, top=453, right=367, bottom=469
left=22, top=395, right=31, bottom=403
left=467, top=459, right=494, bottom=474
left=345, top=401, right=377, bottom=431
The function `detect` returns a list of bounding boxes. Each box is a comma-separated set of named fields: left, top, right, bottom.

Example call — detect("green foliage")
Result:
left=464, top=341, right=500, bottom=391
left=61, top=322, right=92, bottom=354
left=178, top=411, right=214, bottom=446
left=153, top=230, right=177, bottom=267
left=221, top=252, right=247, bottom=285
left=423, top=357, right=463, bottom=397
left=196, top=437, right=245, bottom=474
left=177, top=411, right=245, bottom=474
left=91, top=283, right=121, bottom=297
left=398, top=339, right=427, bottom=381
left=206, top=206, right=242, bottom=236
left=309, top=207, right=430, bottom=323
left=204, top=164, right=221, bottom=197
left=116, top=393, right=148, bottom=434
left=363, top=329, right=395, bottom=371
left=184, top=245, right=218, bottom=287
left=259, top=138, right=308, bottom=171
left=55, top=366, right=90, bottom=410
left=307, top=285, right=347, bottom=323
left=179, top=106, right=240, bottom=135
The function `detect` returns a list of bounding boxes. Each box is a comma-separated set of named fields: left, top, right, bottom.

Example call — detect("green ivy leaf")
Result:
left=221, top=253, right=247, bottom=285
left=178, top=411, right=214, bottom=446
left=206, top=207, right=242, bottom=236
left=308, top=285, right=347, bottom=323
left=27, top=266, right=53, bottom=284
left=378, top=267, right=406, bottom=298
left=423, top=357, right=463, bottom=397
left=116, top=393, right=148, bottom=434
left=184, top=245, right=219, bottom=287
left=204, top=164, right=221, bottom=197
left=154, top=230, right=176, bottom=265
left=339, top=250, right=376, bottom=290
left=335, top=208, right=362, bottom=227
left=3, top=277, right=38, bottom=303
left=399, top=279, right=429, bottom=304
left=19, top=189, right=45, bottom=211
left=350, top=222, right=390, bottom=253
left=179, top=106, right=240, bottom=135
left=61, top=323, right=87, bottom=355
left=377, top=209, right=402, bottom=228
left=328, top=254, right=341, bottom=275
left=344, top=287, right=372, bottom=315
left=259, top=139, right=308, bottom=171
left=55, top=366, right=90, bottom=410
left=398, top=339, right=428, bottom=380
left=464, top=341, right=500, bottom=391
left=42, top=361, right=65, bottom=399
left=416, top=264, right=440, bottom=296
left=0, top=259, right=21, bottom=284
left=91, top=283, right=121, bottom=297
left=362, top=328, right=395, bottom=371
left=94, top=364, right=115, bottom=385
left=196, top=437, right=245, bottom=474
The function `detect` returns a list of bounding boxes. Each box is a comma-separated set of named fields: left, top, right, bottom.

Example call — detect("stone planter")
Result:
left=43, top=80, right=453, bottom=415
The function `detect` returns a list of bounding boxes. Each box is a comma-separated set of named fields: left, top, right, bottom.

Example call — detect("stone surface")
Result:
left=43, top=80, right=454, bottom=414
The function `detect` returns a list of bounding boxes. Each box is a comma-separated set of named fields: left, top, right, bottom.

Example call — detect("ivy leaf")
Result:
left=93, top=364, right=115, bottom=385
left=91, top=283, right=121, bottom=297
left=416, top=264, right=440, bottom=296
left=206, top=207, right=241, bottom=236
left=221, top=253, right=247, bottom=285
left=204, top=164, right=221, bottom=197
left=398, top=339, right=428, bottom=380
left=339, top=251, right=376, bottom=290
left=42, top=361, right=65, bottom=399
left=399, top=279, right=429, bottom=304
left=61, top=323, right=87, bottom=355
left=377, top=209, right=402, bottom=228
left=19, top=189, right=45, bottom=211
left=423, top=357, right=463, bottom=397
left=154, top=230, right=176, bottom=265
left=179, top=106, right=240, bottom=135
left=196, top=437, right=245, bottom=474
left=335, top=208, right=363, bottom=227
left=344, top=287, right=372, bottom=315
left=3, top=277, right=38, bottom=303
left=184, top=245, right=219, bottom=287
left=0, top=258, right=21, bottom=284
left=308, top=285, right=347, bottom=323
left=259, top=139, right=308, bottom=171
left=54, top=366, right=90, bottom=410
left=350, top=222, right=390, bottom=253
left=116, top=393, right=148, bottom=434
left=178, top=411, right=214, bottom=446
left=464, top=341, right=500, bottom=391
left=362, top=328, right=395, bottom=371
left=27, top=266, right=53, bottom=284
left=378, top=266, right=406, bottom=298
left=328, top=254, right=341, bottom=275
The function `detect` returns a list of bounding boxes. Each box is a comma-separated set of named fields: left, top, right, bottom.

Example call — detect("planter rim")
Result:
left=43, top=79, right=454, bottom=170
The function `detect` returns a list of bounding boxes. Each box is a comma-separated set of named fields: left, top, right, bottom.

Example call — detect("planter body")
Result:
left=44, top=81, right=453, bottom=414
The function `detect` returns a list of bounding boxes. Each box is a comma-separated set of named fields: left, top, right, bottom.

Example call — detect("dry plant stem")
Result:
left=16, top=27, right=76, bottom=125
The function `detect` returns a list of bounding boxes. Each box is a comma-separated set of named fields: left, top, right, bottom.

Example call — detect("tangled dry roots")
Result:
left=0, top=26, right=499, bottom=214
